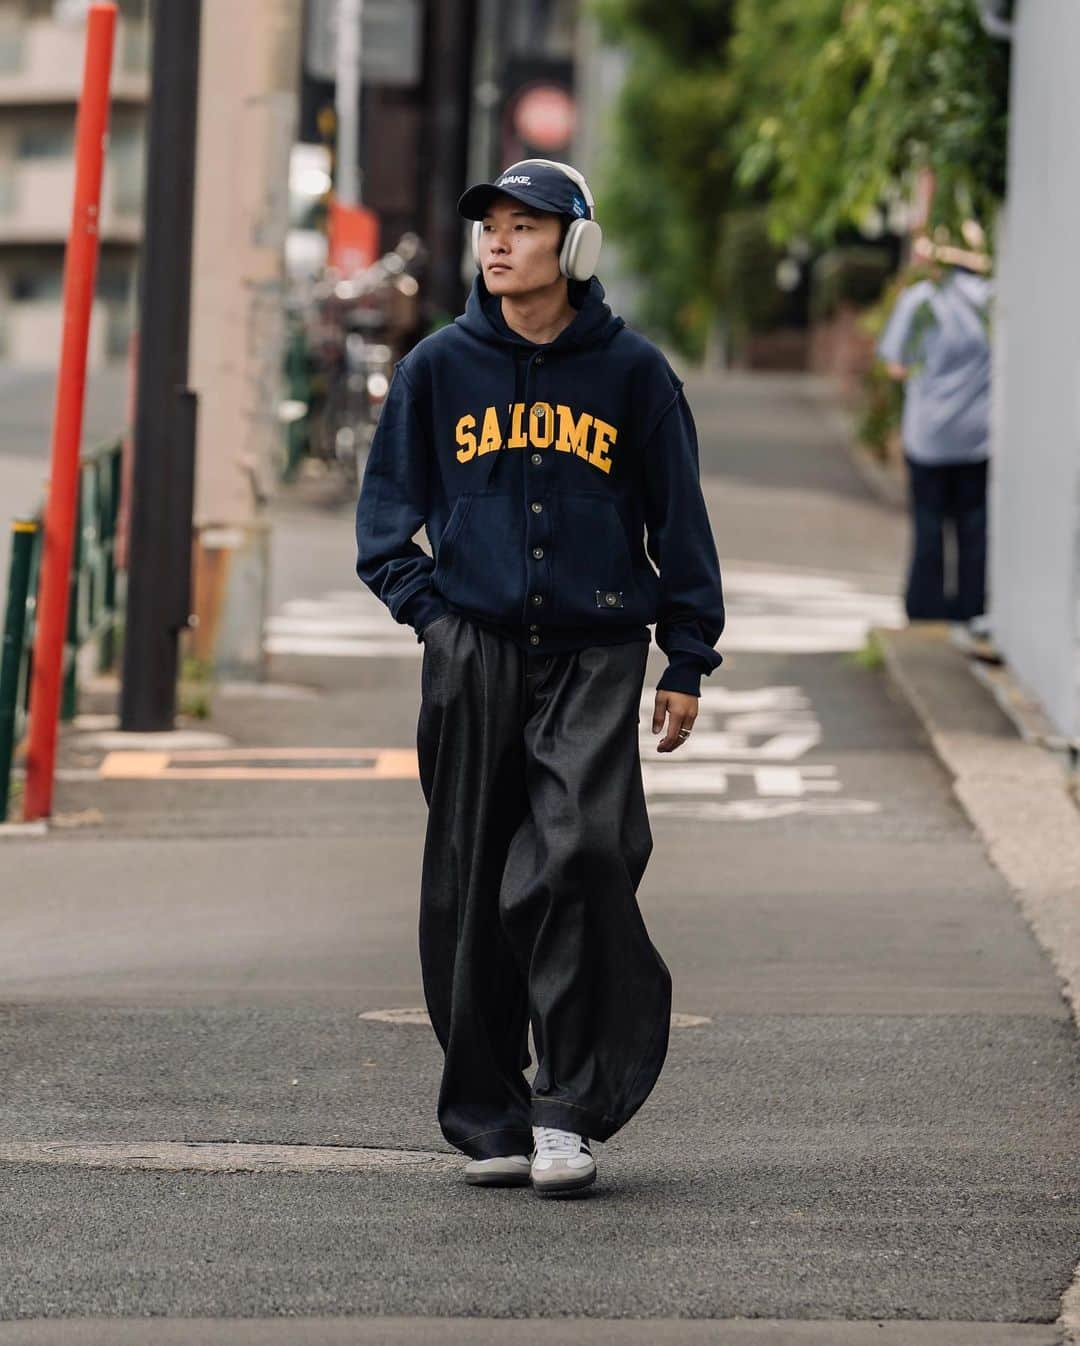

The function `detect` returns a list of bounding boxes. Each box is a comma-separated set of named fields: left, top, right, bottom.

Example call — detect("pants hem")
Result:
left=530, top=1096, right=616, bottom=1142
left=454, top=1126, right=534, bottom=1161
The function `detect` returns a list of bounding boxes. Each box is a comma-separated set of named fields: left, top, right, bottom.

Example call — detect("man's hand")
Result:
left=652, top=689, right=698, bottom=752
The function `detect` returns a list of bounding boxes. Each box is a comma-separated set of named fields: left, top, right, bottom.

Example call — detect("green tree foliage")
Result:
left=589, top=0, right=1008, bottom=357
left=729, top=0, right=1010, bottom=246
left=715, top=207, right=788, bottom=347
left=588, top=0, right=738, bottom=358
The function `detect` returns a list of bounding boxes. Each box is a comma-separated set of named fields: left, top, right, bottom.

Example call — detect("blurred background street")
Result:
left=0, top=1, right=1077, bottom=1342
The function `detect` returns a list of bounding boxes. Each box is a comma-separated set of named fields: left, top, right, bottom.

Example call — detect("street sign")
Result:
left=306, top=0, right=421, bottom=87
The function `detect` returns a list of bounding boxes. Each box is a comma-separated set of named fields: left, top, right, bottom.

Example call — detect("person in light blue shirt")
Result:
left=878, top=259, right=992, bottom=622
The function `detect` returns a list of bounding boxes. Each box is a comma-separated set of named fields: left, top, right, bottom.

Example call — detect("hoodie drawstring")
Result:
left=483, top=352, right=537, bottom=490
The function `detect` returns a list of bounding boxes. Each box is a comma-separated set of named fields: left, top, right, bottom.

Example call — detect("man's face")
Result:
left=478, top=194, right=564, bottom=298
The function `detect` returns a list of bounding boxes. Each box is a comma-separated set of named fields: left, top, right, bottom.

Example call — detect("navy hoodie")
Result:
left=354, top=271, right=725, bottom=695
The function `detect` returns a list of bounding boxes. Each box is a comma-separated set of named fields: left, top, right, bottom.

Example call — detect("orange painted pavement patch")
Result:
left=97, top=747, right=420, bottom=782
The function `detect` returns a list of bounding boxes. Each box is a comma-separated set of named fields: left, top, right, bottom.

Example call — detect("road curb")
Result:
left=874, top=623, right=1080, bottom=1342
left=848, top=440, right=907, bottom=510
left=873, top=622, right=1080, bottom=1033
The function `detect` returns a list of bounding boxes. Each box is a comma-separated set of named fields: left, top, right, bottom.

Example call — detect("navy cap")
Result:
left=457, top=160, right=591, bottom=223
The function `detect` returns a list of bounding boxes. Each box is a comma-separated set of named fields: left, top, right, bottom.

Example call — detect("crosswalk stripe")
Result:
left=264, top=567, right=904, bottom=659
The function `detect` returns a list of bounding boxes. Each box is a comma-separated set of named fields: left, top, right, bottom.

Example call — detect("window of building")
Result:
left=10, top=266, right=63, bottom=302
left=17, top=120, right=74, bottom=160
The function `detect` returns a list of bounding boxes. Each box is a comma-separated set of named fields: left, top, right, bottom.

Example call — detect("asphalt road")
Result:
left=0, top=366, right=1076, bottom=1340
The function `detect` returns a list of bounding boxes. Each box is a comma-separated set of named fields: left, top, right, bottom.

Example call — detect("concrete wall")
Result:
left=991, top=0, right=1080, bottom=740
left=0, top=155, right=141, bottom=244
left=1, top=294, right=108, bottom=366
left=188, top=0, right=302, bottom=678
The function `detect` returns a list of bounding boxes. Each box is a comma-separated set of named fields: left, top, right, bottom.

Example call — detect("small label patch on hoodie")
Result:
left=455, top=403, right=617, bottom=475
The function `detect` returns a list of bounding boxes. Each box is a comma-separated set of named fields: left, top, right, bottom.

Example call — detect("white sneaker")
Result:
left=463, top=1153, right=532, bottom=1187
left=530, top=1125, right=597, bottom=1195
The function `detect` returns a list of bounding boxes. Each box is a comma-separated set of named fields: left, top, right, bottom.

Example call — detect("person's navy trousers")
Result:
left=414, top=609, right=672, bottom=1160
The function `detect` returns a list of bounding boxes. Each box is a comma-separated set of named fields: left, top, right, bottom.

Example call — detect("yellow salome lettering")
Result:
left=588, top=417, right=617, bottom=474
left=455, top=413, right=477, bottom=462
left=455, top=403, right=618, bottom=473
left=507, top=402, right=528, bottom=449
left=556, top=405, right=593, bottom=460
left=529, top=401, right=554, bottom=449
left=478, top=405, right=502, bottom=455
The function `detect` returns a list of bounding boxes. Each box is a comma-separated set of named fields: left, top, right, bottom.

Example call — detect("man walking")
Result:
left=355, top=160, right=725, bottom=1196
left=878, top=239, right=993, bottom=625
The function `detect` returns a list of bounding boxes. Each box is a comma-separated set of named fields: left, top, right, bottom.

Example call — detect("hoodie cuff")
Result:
left=656, top=664, right=702, bottom=698
left=656, top=648, right=725, bottom=698
left=398, top=586, right=451, bottom=641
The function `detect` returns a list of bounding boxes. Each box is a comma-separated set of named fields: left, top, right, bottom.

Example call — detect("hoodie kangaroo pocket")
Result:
left=434, top=493, right=473, bottom=577
left=552, top=491, right=647, bottom=625
left=433, top=490, right=524, bottom=621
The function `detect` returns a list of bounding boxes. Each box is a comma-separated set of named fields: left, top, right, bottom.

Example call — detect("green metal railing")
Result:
left=0, top=437, right=124, bottom=821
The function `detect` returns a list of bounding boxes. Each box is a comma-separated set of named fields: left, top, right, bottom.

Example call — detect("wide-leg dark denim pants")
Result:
left=415, top=610, right=672, bottom=1161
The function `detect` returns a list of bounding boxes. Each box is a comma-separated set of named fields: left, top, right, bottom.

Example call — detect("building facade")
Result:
left=990, top=0, right=1080, bottom=743
left=0, top=0, right=148, bottom=367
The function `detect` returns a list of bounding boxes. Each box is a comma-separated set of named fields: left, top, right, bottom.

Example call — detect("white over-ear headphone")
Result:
left=471, top=159, right=603, bottom=282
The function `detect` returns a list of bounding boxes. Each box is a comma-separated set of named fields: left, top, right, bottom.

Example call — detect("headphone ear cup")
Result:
left=560, top=219, right=603, bottom=281
left=471, top=220, right=482, bottom=268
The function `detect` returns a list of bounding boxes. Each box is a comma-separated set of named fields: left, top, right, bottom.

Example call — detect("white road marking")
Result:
left=359, top=1008, right=432, bottom=1026
left=265, top=589, right=420, bottom=658
left=359, top=1008, right=711, bottom=1030
left=641, top=762, right=840, bottom=797
left=263, top=567, right=904, bottom=659
left=721, top=566, right=902, bottom=653
left=73, top=730, right=234, bottom=752
left=648, top=799, right=882, bottom=822
left=641, top=683, right=881, bottom=821
left=0, top=1140, right=458, bottom=1173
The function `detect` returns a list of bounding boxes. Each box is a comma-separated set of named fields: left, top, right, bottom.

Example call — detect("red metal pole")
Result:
left=23, top=3, right=116, bottom=822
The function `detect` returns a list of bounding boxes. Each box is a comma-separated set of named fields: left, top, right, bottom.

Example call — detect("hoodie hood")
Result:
left=455, top=271, right=625, bottom=353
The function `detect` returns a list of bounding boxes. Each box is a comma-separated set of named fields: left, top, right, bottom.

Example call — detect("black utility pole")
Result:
left=422, top=0, right=475, bottom=320
left=120, top=0, right=202, bottom=731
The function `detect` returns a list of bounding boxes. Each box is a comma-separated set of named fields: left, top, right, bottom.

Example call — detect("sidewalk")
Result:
left=876, top=622, right=1080, bottom=1032
left=0, top=370, right=1076, bottom=1341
